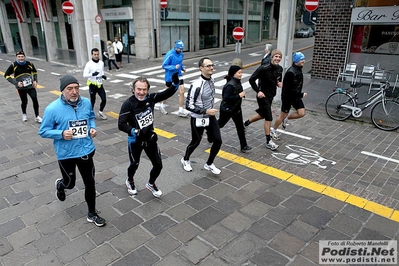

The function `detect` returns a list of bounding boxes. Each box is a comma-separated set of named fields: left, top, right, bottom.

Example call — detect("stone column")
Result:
left=0, top=1, right=14, bottom=54
left=133, top=0, right=153, bottom=59
left=56, top=0, right=68, bottom=49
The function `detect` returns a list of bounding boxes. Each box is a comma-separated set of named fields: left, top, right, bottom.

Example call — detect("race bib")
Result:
left=195, top=117, right=209, bottom=127
left=68, top=119, right=88, bottom=139
left=96, top=76, right=103, bottom=85
left=22, top=77, right=33, bottom=87
left=135, top=108, right=154, bottom=129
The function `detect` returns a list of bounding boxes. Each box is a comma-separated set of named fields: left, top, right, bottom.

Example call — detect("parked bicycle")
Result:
left=325, top=73, right=399, bottom=131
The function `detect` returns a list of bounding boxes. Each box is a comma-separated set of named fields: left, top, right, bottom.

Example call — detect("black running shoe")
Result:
left=55, top=178, right=66, bottom=202
left=87, top=212, right=106, bottom=227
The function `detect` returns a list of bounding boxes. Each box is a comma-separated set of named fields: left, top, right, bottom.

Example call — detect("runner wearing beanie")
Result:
left=244, top=49, right=283, bottom=151
left=38, top=75, right=106, bottom=227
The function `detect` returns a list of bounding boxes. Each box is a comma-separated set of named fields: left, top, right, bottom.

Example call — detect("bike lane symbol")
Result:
left=271, top=145, right=336, bottom=169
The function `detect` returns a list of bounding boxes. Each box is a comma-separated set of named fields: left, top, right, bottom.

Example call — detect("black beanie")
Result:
left=60, top=75, right=79, bottom=91
left=228, top=65, right=241, bottom=77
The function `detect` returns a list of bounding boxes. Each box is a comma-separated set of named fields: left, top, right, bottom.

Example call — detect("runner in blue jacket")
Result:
left=38, top=75, right=106, bottom=227
left=160, top=40, right=188, bottom=117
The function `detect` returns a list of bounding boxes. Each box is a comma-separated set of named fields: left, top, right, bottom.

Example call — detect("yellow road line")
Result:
left=207, top=148, right=399, bottom=223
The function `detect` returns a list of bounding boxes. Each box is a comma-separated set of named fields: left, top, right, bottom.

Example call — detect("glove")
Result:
left=128, top=129, right=138, bottom=145
left=140, top=126, right=152, bottom=136
left=172, top=72, right=180, bottom=86
left=102, top=75, right=107, bottom=80
left=92, top=71, right=99, bottom=76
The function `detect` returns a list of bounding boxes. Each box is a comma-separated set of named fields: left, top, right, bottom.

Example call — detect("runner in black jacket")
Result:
left=244, top=49, right=283, bottom=150
left=118, top=73, right=179, bottom=197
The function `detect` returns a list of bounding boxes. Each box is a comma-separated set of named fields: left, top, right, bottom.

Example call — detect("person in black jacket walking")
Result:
left=271, top=52, right=307, bottom=140
left=218, top=65, right=252, bottom=153
left=243, top=49, right=283, bottom=151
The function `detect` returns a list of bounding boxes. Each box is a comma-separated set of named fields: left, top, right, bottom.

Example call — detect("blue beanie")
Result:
left=293, top=52, right=305, bottom=63
left=174, top=40, right=184, bottom=50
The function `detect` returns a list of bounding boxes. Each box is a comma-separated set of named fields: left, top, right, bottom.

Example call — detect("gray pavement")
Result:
left=0, top=44, right=399, bottom=266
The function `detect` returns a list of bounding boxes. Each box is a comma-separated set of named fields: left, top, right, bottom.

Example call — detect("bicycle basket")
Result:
left=386, top=86, right=399, bottom=98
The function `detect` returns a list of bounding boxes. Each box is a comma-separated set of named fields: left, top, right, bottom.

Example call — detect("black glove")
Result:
left=140, top=126, right=152, bottom=136
left=92, top=71, right=99, bottom=76
left=172, top=72, right=180, bottom=86
left=102, top=75, right=107, bottom=80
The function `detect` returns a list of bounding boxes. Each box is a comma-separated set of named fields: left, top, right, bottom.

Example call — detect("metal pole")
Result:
left=36, top=0, right=48, bottom=61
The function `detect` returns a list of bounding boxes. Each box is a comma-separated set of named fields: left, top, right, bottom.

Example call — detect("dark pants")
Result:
left=218, top=109, right=247, bottom=149
left=108, top=59, right=119, bottom=70
left=89, top=84, right=106, bottom=112
left=57, top=150, right=96, bottom=214
left=17, top=88, right=39, bottom=116
left=184, top=116, right=222, bottom=165
left=127, top=140, right=162, bottom=184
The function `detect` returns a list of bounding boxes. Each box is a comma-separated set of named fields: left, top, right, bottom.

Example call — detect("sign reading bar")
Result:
left=351, top=6, right=399, bottom=24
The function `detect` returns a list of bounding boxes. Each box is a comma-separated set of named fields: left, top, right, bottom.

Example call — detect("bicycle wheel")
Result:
left=371, top=99, right=399, bottom=131
left=325, top=92, right=355, bottom=121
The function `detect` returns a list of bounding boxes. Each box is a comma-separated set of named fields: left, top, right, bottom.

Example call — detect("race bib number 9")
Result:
left=195, top=117, right=209, bottom=127
left=68, top=119, right=88, bottom=139
left=135, top=108, right=154, bottom=129
left=22, top=77, right=33, bottom=87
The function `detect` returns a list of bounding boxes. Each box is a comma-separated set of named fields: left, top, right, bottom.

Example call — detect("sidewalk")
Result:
left=1, top=44, right=398, bottom=266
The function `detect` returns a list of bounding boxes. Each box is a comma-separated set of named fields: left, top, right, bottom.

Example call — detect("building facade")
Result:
left=312, top=0, right=399, bottom=81
left=0, top=0, right=276, bottom=67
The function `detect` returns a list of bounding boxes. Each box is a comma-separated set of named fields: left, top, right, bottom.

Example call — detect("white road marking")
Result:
left=51, top=72, right=61, bottom=75
left=272, top=128, right=313, bottom=140
left=361, top=151, right=399, bottom=164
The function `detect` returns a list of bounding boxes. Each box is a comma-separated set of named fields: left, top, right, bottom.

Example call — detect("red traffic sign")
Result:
left=62, top=1, right=74, bottom=15
left=160, top=0, right=167, bottom=9
left=95, top=15, right=102, bottom=24
left=232, top=27, right=244, bottom=41
left=305, top=0, right=318, bottom=12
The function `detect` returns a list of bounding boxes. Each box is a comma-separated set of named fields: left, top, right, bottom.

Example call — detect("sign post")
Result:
left=61, top=1, right=74, bottom=15
left=232, top=27, right=244, bottom=58
left=160, top=0, right=168, bottom=20
left=305, top=0, right=319, bottom=12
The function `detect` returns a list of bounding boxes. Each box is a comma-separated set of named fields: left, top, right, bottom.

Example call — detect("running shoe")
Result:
left=55, top=178, right=66, bottom=202
left=271, top=131, right=281, bottom=141
left=22, top=114, right=28, bottom=122
left=35, top=116, right=42, bottom=123
left=266, top=140, right=279, bottom=150
left=98, top=111, right=107, bottom=120
left=125, top=179, right=137, bottom=195
left=87, top=212, right=106, bottom=227
left=204, top=163, right=221, bottom=175
left=160, top=106, right=168, bottom=115
left=240, top=145, right=252, bottom=153
left=181, top=158, right=193, bottom=172
left=146, top=182, right=162, bottom=197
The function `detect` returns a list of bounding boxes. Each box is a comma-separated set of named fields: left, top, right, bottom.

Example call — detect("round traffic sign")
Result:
left=305, top=0, right=318, bottom=12
left=160, top=0, right=167, bottom=9
left=232, top=27, right=244, bottom=41
left=95, top=15, right=102, bottom=24
left=62, top=1, right=74, bottom=15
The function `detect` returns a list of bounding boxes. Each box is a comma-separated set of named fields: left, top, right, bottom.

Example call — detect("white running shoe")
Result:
left=22, top=114, right=28, bottom=122
left=125, top=179, right=137, bottom=195
left=35, top=116, right=42, bottom=123
left=266, top=140, right=279, bottom=150
left=160, top=106, right=168, bottom=115
left=271, top=131, right=280, bottom=141
left=146, top=182, right=162, bottom=197
left=98, top=111, right=107, bottom=120
left=204, top=163, right=221, bottom=175
left=178, top=110, right=189, bottom=117
left=181, top=158, right=193, bottom=172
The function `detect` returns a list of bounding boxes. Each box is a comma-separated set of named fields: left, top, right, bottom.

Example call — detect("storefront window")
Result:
left=356, top=0, right=399, bottom=7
